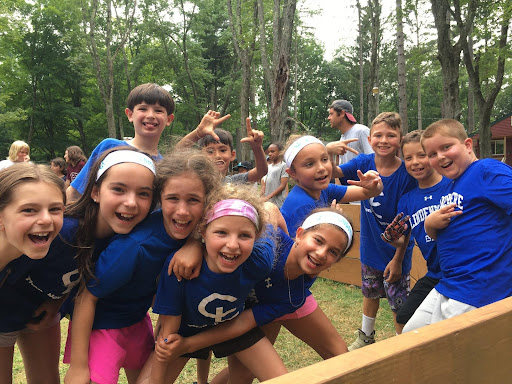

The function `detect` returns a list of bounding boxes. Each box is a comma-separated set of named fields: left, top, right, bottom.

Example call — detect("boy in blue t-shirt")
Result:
left=388, top=130, right=451, bottom=333
left=67, top=83, right=175, bottom=202
left=403, top=119, right=512, bottom=332
left=333, top=112, right=417, bottom=349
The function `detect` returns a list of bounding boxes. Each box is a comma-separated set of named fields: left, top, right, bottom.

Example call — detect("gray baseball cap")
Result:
left=330, top=100, right=357, bottom=123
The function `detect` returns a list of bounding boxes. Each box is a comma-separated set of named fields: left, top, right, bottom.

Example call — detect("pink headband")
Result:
left=206, top=199, right=259, bottom=230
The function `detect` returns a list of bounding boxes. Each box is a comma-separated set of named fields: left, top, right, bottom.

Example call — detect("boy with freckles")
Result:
left=402, top=119, right=512, bottom=332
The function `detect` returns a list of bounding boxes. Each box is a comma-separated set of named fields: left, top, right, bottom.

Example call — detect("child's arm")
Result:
left=424, top=203, right=461, bottom=240
left=150, top=315, right=182, bottom=384
left=326, top=138, right=360, bottom=162
left=242, top=118, right=268, bottom=183
left=64, top=288, right=98, bottom=384
left=167, top=237, right=203, bottom=281
left=177, top=110, right=231, bottom=147
left=263, top=177, right=288, bottom=202
left=339, top=170, right=383, bottom=202
left=383, top=233, right=410, bottom=283
left=156, top=310, right=257, bottom=362
left=25, top=294, right=69, bottom=331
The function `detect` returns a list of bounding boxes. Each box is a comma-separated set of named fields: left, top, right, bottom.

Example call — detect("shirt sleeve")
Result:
left=152, top=254, right=184, bottom=316
left=358, top=129, right=374, bottom=155
left=482, top=162, right=512, bottom=215
left=87, top=236, right=140, bottom=298
left=242, top=230, right=274, bottom=281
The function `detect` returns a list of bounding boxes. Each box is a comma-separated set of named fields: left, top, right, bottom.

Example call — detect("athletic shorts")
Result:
left=361, top=263, right=410, bottom=313
left=0, top=312, right=61, bottom=348
left=63, top=314, right=154, bottom=384
left=275, top=295, right=318, bottom=321
left=396, top=275, right=439, bottom=325
left=183, top=327, right=265, bottom=360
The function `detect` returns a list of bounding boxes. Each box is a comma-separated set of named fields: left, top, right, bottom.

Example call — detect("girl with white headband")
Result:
left=1, top=147, right=155, bottom=384
left=137, top=183, right=287, bottom=384
left=64, top=148, right=220, bottom=384
left=149, top=204, right=354, bottom=383
left=280, top=134, right=382, bottom=237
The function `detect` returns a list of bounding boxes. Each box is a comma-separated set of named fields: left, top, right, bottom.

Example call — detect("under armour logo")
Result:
left=198, top=293, right=239, bottom=323
left=424, top=195, right=432, bottom=201
left=265, top=277, right=272, bottom=288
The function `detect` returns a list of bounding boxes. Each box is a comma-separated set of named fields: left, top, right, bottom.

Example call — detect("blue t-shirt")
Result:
left=87, top=209, right=185, bottom=329
left=280, top=184, right=348, bottom=237
left=71, top=138, right=163, bottom=194
left=152, top=231, right=274, bottom=337
left=434, top=159, right=512, bottom=308
left=0, top=218, right=110, bottom=332
left=397, top=177, right=451, bottom=280
left=251, top=229, right=316, bottom=326
left=339, top=153, right=417, bottom=273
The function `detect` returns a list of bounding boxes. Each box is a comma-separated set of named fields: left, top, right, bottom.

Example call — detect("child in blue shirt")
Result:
left=67, top=83, right=176, bottom=202
left=403, top=119, right=512, bottom=332
left=384, top=130, right=451, bottom=332
left=334, top=112, right=417, bottom=349
left=137, top=184, right=285, bottom=384
left=64, top=149, right=221, bottom=384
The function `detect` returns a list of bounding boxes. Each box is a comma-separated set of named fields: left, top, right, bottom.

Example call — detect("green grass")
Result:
left=12, top=279, right=396, bottom=383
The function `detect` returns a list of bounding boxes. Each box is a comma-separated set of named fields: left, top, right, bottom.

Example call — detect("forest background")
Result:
left=0, top=0, right=510, bottom=163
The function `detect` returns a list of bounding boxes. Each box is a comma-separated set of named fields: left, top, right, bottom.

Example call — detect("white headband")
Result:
left=96, top=150, right=156, bottom=181
left=284, top=136, right=325, bottom=167
left=301, top=211, right=353, bottom=253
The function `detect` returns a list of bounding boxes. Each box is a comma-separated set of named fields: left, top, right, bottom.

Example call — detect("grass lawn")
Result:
left=12, top=278, right=396, bottom=383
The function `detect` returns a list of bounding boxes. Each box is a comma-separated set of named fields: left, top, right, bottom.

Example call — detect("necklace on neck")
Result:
left=286, top=266, right=305, bottom=308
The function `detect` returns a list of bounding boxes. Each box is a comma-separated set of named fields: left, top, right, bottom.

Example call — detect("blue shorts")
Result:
left=361, top=263, right=410, bottom=313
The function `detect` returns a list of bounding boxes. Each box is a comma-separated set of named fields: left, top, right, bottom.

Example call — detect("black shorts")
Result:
left=182, top=327, right=265, bottom=360
left=396, top=275, right=439, bottom=325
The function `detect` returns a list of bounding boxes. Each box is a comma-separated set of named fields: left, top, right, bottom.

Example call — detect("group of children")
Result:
left=1, top=82, right=511, bottom=384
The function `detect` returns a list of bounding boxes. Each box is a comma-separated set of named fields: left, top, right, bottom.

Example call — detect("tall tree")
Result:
left=454, top=0, right=511, bottom=158
left=396, top=0, right=408, bottom=133
left=430, top=0, right=462, bottom=119
left=367, top=0, right=381, bottom=123
left=227, top=0, right=258, bottom=159
left=257, top=0, right=297, bottom=143
left=82, top=0, right=136, bottom=137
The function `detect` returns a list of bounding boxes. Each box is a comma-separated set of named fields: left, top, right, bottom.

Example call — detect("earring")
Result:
left=201, top=238, right=205, bottom=244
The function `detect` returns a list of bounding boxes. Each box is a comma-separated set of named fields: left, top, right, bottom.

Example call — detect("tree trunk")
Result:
left=453, top=0, right=510, bottom=159
left=414, top=0, right=422, bottom=130
left=367, top=0, right=381, bottom=124
left=430, top=0, right=462, bottom=120
left=356, top=0, right=364, bottom=124
left=396, top=0, right=408, bottom=134
left=257, top=0, right=297, bottom=143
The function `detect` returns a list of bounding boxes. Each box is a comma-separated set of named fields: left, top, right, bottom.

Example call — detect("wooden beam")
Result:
left=264, top=296, right=512, bottom=383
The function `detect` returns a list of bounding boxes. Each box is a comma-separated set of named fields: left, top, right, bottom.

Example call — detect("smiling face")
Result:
left=402, top=142, right=436, bottom=186
left=161, top=173, right=206, bottom=240
left=287, top=143, right=332, bottom=198
left=292, top=224, right=347, bottom=277
left=0, top=181, right=64, bottom=261
left=422, top=133, right=476, bottom=180
left=91, top=163, right=155, bottom=237
left=202, top=215, right=257, bottom=274
left=125, top=102, right=174, bottom=139
left=202, top=142, right=236, bottom=176
left=369, top=122, right=401, bottom=159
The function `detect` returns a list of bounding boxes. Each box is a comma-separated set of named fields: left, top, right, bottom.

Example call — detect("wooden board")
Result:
left=264, top=296, right=512, bottom=384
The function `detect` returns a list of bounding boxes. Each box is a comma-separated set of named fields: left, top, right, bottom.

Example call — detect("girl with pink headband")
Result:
left=137, top=184, right=287, bottom=384
left=150, top=204, right=354, bottom=383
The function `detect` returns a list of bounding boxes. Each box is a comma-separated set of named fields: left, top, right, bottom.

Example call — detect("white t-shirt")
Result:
left=338, top=123, right=374, bottom=165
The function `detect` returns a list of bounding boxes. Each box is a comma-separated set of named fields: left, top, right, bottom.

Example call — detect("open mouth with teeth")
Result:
left=315, top=175, right=329, bottom=182
left=172, top=219, right=191, bottom=232
left=440, top=161, right=453, bottom=169
left=28, top=233, right=51, bottom=245
left=116, top=213, right=135, bottom=222
left=220, top=252, right=240, bottom=266
left=306, top=254, right=322, bottom=269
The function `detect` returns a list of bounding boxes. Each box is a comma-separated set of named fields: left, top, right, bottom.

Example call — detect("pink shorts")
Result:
left=63, top=314, right=154, bottom=384
left=275, top=295, right=318, bottom=321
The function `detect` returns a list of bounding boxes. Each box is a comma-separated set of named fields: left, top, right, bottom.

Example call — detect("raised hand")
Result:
left=381, top=212, right=410, bottom=243
left=240, top=117, right=264, bottom=147
left=195, top=110, right=231, bottom=141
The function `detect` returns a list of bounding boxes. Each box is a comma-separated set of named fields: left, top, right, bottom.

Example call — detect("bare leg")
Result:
left=136, top=352, right=189, bottom=384
left=196, top=352, right=212, bottom=384
left=0, top=346, right=14, bottom=384
left=209, top=367, right=229, bottom=384
left=363, top=297, right=380, bottom=318
left=125, top=368, right=141, bottom=384
left=17, top=322, right=60, bottom=384
left=280, top=306, right=347, bottom=359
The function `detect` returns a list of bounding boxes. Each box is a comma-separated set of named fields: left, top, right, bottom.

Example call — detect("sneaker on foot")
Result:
left=348, top=329, right=375, bottom=351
